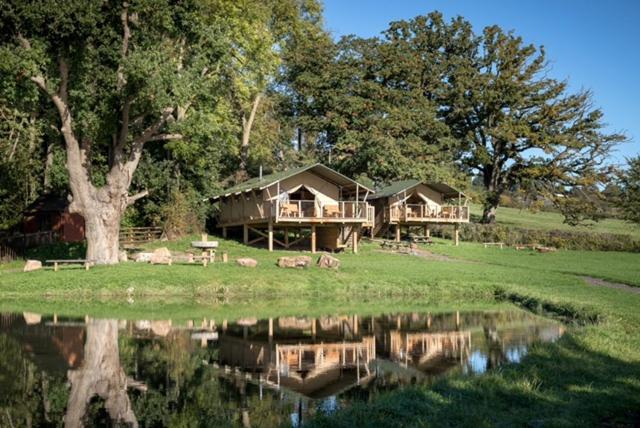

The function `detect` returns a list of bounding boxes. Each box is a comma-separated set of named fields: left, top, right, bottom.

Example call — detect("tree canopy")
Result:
left=0, top=5, right=627, bottom=255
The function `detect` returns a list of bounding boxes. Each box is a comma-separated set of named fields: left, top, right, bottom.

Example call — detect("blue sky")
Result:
left=322, top=0, right=639, bottom=164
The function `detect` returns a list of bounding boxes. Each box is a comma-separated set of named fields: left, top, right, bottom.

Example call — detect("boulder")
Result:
left=277, top=256, right=312, bottom=269
left=23, top=312, right=42, bottom=325
left=150, top=247, right=172, bottom=265
left=133, top=252, right=153, bottom=263
left=317, top=254, right=340, bottom=269
left=150, top=320, right=172, bottom=337
left=118, top=250, right=128, bottom=262
left=236, top=257, right=258, bottom=268
left=536, top=246, right=557, bottom=253
left=23, top=260, right=42, bottom=272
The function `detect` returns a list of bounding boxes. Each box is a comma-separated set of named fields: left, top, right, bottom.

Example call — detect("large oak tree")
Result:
left=0, top=0, right=291, bottom=263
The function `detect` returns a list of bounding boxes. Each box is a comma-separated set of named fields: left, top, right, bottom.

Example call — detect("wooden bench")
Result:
left=483, top=242, right=505, bottom=249
left=45, top=259, right=94, bottom=271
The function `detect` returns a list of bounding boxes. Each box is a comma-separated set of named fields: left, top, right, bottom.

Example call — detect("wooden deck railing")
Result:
left=389, top=204, right=469, bottom=222
left=272, top=200, right=373, bottom=223
left=119, top=226, right=163, bottom=244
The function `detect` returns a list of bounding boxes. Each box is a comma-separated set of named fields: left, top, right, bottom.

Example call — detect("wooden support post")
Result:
left=243, top=224, right=249, bottom=244
left=424, top=225, right=430, bottom=238
left=222, top=252, right=228, bottom=263
left=454, top=223, right=460, bottom=246
left=395, top=225, right=401, bottom=242
left=53, top=313, right=58, bottom=325
left=268, top=222, right=274, bottom=252
left=222, top=226, right=227, bottom=238
left=202, top=251, right=208, bottom=267
left=311, top=225, right=316, bottom=253
left=284, top=228, right=289, bottom=248
left=268, top=318, right=273, bottom=343
left=311, top=318, right=316, bottom=339
left=352, top=226, right=358, bottom=254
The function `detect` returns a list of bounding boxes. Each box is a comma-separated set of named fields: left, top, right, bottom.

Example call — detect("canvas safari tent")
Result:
left=368, top=179, right=469, bottom=245
left=212, top=164, right=374, bottom=253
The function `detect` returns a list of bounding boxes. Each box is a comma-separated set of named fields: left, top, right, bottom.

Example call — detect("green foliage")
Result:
left=431, top=223, right=640, bottom=252
left=161, top=188, right=205, bottom=238
left=617, top=156, right=640, bottom=224
left=23, top=241, right=87, bottom=260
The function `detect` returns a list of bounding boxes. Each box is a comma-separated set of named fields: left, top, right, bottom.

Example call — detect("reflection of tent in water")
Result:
left=383, top=330, right=472, bottom=374
left=218, top=336, right=376, bottom=399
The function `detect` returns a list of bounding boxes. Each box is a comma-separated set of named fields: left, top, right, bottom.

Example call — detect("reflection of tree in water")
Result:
left=0, top=333, right=68, bottom=426
left=65, top=319, right=137, bottom=427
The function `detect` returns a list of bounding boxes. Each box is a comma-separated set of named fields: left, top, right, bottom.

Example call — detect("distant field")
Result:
left=470, top=204, right=640, bottom=238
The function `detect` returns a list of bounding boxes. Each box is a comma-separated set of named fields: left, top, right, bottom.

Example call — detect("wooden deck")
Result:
left=218, top=200, right=374, bottom=228
left=387, top=204, right=469, bottom=224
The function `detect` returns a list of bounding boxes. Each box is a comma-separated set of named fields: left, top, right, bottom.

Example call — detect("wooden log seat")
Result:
left=45, top=259, right=94, bottom=272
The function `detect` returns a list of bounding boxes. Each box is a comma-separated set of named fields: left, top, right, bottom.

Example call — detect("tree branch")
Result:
left=146, top=133, right=183, bottom=142
left=126, top=190, right=149, bottom=206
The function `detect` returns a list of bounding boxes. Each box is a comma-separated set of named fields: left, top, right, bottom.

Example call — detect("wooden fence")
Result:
left=0, top=230, right=59, bottom=249
left=119, top=227, right=164, bottom=245
left=0, top=244, right=19, bottom=262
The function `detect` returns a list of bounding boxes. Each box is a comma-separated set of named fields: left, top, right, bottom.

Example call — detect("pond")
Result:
left=0, top=307, right=564, bottom=427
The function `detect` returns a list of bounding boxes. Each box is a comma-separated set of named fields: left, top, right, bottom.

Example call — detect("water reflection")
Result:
left=0, top=310, right=564, bottom=427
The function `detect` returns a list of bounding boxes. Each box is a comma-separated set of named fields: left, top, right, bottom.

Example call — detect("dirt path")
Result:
left=375, top=247, right=459, bottom=262
left=583, top=277, right=640, bottom=294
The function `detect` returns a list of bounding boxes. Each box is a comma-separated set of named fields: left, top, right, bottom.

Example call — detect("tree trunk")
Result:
left=481, top=185, right=501, bottom=224
left=83, top=205, right=122, bottom=265
left=238, top=93, right=262, bottom=178
left=43, top=141, right=54, bottom=190
left=481, top=204, right=497, bottom=224
left=65, top=319, right=138, bottom=428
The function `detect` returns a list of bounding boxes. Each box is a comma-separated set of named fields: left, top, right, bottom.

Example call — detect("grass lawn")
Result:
left=1, top=236, right=639, bottom=426
left=470, top=203, right=640, bottom=238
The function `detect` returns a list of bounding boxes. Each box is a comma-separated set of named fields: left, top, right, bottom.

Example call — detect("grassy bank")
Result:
left=1, top=236, right=640, bottom=425
left=470, top=203, right=640, bottom=238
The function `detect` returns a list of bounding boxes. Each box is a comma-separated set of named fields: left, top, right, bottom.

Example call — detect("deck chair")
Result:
left=323, top=204, right=341, bottom=218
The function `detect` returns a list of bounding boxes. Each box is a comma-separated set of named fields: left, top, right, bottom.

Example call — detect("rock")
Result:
left=150, top=247, right=172, bottom=265
left=317, top=254, right=341, bottom=269
left=150, top=320, right=172, bottom=337
left=118, top=250, right=128, bottom=262
left=23, top=312, right=42, bottom=325
left=236, top=257, right=258, bottom=268
left=23, top=259, right=42, bottom=272
left=277, top=256, right=312, bottom=269
left=536, top=246, right=557, bottom=253
left=133, top=252, right=153, bottom=262
left=237, top=317, right=258, bottom=326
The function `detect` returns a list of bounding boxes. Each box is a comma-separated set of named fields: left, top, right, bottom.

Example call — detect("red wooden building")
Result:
left=22, top=194, right=85, bottom=242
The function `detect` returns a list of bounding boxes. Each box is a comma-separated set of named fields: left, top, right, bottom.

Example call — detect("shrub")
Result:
left=430, top=223, right=640, bottom=252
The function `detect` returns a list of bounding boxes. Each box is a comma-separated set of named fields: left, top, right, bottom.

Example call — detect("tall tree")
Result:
left=440, top=20, right=625, bottom=223
left=0, top=0, right=276, bottom=263
left=617, top=156, right=640, bottom=225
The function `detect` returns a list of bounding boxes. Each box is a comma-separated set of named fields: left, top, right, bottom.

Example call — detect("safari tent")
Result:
left=212, top=164, right=374, bottom=253
left=368, top=180, right=469, bottom=245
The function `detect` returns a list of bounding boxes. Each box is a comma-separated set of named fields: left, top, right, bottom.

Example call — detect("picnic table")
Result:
left=410, top=235, right=433, bottom=245
left=45, top=259, right=94, bottom=271
left=191, top=240, right=218, bottom=263
left=483, top=242, right=505, bottom=249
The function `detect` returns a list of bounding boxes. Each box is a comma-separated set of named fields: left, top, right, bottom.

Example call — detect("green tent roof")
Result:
left=211, top=164, right=374, bottom=200
left=369, top=180, right=466, bottom=200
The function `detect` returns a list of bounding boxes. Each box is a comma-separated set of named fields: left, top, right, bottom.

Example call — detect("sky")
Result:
left=322, top=0, right=640, bottom=164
